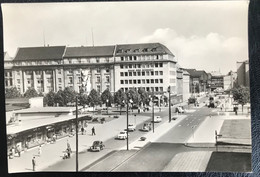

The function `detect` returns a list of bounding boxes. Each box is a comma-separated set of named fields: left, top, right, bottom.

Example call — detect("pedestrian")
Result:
left=32, top=156, right=36, bottom=171
left=81, top=127, right=84, bottom=135
left=38, top=145, right=42, bottom=157
left=16, top=145, right=21, bottom=157
left=67, top=148, right=71, bottom=158
left=92, top=126, right=96, bottom=136
left=67, top=139, right=70, bottom=149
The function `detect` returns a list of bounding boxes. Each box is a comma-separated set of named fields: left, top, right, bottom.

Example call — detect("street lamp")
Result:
left=75, top=96, right=79, bottom=172
left=126, top=93, right=130, bottom=151
left=106, top=99, right=109, bottom=115
left=152, top=89, right=155, bottom=133
left=168, top=86, right=171, bottom=123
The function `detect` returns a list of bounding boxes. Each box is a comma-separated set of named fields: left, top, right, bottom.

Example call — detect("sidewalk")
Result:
left=8, top=113, right=152, bottom=173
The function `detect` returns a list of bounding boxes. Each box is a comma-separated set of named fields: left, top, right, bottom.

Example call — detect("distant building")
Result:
left=184, top=69, right=208, bottom=94
left=210, top=71, right=224, bottom=91
left=237, top=60, right=249, bottom=87
left=223, top=71, right=237, bottom=90
left=4, top=52, right=14, bottom=89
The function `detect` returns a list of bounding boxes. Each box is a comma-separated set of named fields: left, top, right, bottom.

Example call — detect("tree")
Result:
left=231, top=85, right=250, bottom=112
left=62, top=87, right=77, bottom=106
left=87, top=89, right=101, bottom=111
left=114, top=89, right=126, bottom=115
left=24, top=88, right=38, bottom=98
left=138, top=88, right=149, bottom=107
left=44, top=90, right=56, bottom=106
left=5, top=87, right=21, bottom=98
left=54, top=90, right=65, bottom=106
left=101, top=89, right=113, bottom=106
left=127, top=88, right=140, bottom=105
left=78, top=88, right=88, bottom=107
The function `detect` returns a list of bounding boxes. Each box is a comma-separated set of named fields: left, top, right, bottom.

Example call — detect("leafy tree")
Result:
left=138, top=88, right=150, bottom=106
left=101, top=89, right=113, bottom=106
left=44, top=90, right=56, bottom=106
left=127, top=88, right=140, bottom=105
left=114, top=89, right=126, bottom=115
left=62, top=87, right=77, bottom=106
left=24, top=88, right=38, bottom=98
left=78, top=88, right=88, bottom=107
left=231, top=86, right=250, bottom=112
left=5, top=87, right=21, bottom=98
left=87, top=89, right=101, bottom=111
left=54, top=90, right=65, bottom=106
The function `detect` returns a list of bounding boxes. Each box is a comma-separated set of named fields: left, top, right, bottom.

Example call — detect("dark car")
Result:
left=188, top=97, right=197, bottom=104
left=89, top=141, right=105, bottom=152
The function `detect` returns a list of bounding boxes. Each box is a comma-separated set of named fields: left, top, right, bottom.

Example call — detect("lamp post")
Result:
left=152, top=89, right=155, bottom=133
left=126, top=93, right=130, bottom=151
left=106, top=99, right=109, bottom=115
left=168, top=86, right=171, bottom=123
left=215, top=130, right=222, bottom=151
left=75, top=96, right=79, bottom=172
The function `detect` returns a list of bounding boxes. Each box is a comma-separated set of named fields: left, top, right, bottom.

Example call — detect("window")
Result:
left=138, top=64, right=141, bottom=68
left=5, top=80, right=8, bottom=86
left=134, top=56, right=137, bottom=60
left=120, top=64, right=123, bottom=69
left=129, top=56, right=132, bottom=61
left=5, top=72, right=8, bottom=77
left=151, top=71, right=154, bottom=76
left=156, top=55, right=159, bottom=59
left=96, top=58, right=100, bottom=63
left=125, top=65, right=128, bottom=69
left=138, top=72, right=141, bottom=76
left=133, top=80, right=137, bottom=84
left=129, top=64, right=132, bottom=68
left=106, top=76, right=110, bottom=82
left=97, top=68, right=101, bottom=73
left=146, top=87, right=149, bottom=91
left=58, top=78, right=62, bottom=83
left=133, top=72, right=137, bottom=76
left=151, top=79, right=154, bottom=83
left=155, top=63, right=158, bottom=67
left=146, top=79, right=150, bottom=84
left=159, top=63, right=163, bottom=67
left=68, top=70, right=73, bottom=74
left=97, top=85, right=101, bottom=92
left=69, top=59, right=72, bottom=64
left=146, top=71, right=150, bottom=76
left=121, top=57, right=124, bottom=61
left=138, top=80, right=141, bottom=84
left=125, top=72, right=128, bottom=76
left=125, top=80, right=128, bottom=84
left=129, top=80, right=132, bottom=84
left=69, top=77, right=73, bottom=84
left=28, top=80, right=31, bottom=84
left=10, top=72, right=12, bottom=77
left=151, top=64, right=154, bottom=68
left=121, top=80, right=124, bottom=84
left=155, top=87, right=159, bottom=92
left=160, top=87, right=163, bottom=91
left=160, top=71, right=163, bottom=75
left=155, top=71, right=158, bottom=75
left=106, top=68, right=110, bottom=73
left=155, top=79, right=158, bottom=83
left=120, top=72, right=124, bottom=76
left=97, top=76, right=101, bottom=82
left=142, top=72, right=145, bottom=76
left=129, top=72, right=132, bottom=76
left=133, top=64, right=136, bottom=68
left=160, top=79, right=163, bottom=83
left=143, top=48, right=148, bottom=52
left=142, top=79, right=145, bottom=84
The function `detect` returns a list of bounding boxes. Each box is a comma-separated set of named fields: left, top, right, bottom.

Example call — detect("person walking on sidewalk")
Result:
left=92, top=126, right=96, bottom=136
left=38, top=145, right=42, bottom=157
left=16, top=145, right=21, bottom=157
left=32, top=157, right=36, bottom=171
left=67, top=139, right=70, bottom=149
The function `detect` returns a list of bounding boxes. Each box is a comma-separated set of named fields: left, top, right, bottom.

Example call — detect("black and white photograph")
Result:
left=2, top=1, right=251, bottom=173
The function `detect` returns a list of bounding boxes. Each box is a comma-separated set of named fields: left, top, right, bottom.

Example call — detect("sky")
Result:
left=2, top=1, right=249, bottom=74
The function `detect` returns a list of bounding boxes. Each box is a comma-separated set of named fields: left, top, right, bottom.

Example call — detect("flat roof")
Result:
left=15, top=107, right=81, bottom=114
left=6, top=113, right=90, bottom=135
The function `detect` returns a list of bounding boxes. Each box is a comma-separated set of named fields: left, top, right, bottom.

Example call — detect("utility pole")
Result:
left=75, top=96, right=79, bottom=172
left=152, top=89, right=154, bottom=133
left=126, top=94, right=129, bottom=150
left=168, top=86, right=171, bottom=123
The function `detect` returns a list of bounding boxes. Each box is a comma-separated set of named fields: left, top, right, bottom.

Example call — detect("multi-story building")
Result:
left=4, top=52, right=14, bottom=89
left=237, top=60, right=249, bottom=87
left=5, top=43, right=185, bottom=101
left=185, top=69, right=208, bottom=94
left=223, top=71, right=237, bottom=90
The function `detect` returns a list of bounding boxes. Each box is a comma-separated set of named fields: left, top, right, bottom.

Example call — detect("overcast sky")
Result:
left=2, top=1, right=249, bottom=74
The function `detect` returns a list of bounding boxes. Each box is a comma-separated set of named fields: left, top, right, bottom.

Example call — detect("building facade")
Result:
left=223, top=71, right=237, bottom=90
left=237, top=60, right=249, bottom=87
left=4, top=52, right=14, bottom=89
left=5, top=43, right=187, bottom=101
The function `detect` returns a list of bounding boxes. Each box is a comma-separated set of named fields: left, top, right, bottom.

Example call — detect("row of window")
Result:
left=120, top=63, right=163, bottom=69
left=120, top=79, right=163, bottom=85
left=120, top=71, right=163, bottom=77
left=120, top=55, right=163, bottom=61
left=122, top=87, right=164, bottom=92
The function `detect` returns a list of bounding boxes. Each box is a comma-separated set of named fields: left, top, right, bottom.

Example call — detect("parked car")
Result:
left=188, top=97, right=197, bottom=104
left=175, top=106, right=184, bottom=113
left=128, top=124, right=136, bottom=131
left=113, top=115, right=119, bottom=118
left=89, top=141, right=105, bottom=152
left=117, top=131, right=129, bottom=140
left=153, top=116, right=162, bottom=123
left=141, top=122, right=152, bottom=132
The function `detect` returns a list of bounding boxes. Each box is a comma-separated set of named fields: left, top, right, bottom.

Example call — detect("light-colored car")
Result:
left=153, top=116, right=162, bottom=123
left=128, top=124, right=136, bottom=131
left=89, top=141, right=105, bottom=152
left=117, top=131, right=129, bottom=140
left=141, top=122, right=152, bottom=132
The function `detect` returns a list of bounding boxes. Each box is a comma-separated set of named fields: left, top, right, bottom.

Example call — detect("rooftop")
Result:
left=14, top=46, right=66, bottom=61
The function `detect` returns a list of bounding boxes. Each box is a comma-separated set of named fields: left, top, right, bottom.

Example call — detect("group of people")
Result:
left=8, top=145, right=21, bottom=159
